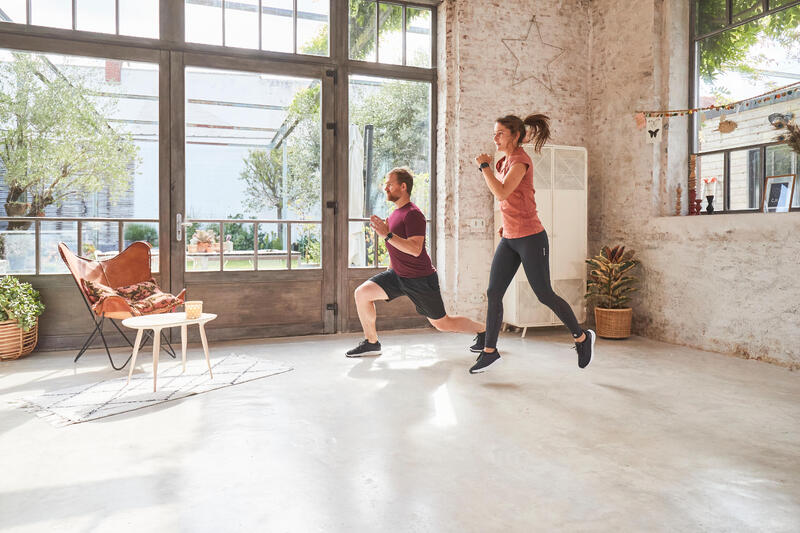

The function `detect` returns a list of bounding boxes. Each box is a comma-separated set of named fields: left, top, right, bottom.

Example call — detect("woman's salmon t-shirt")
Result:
left=496, top=146, right=544, bottom=239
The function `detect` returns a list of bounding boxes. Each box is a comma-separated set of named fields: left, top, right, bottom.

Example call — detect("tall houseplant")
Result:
left=0, top=275, right=45, bottom=360
left=585, top=245, right=640, bottom=339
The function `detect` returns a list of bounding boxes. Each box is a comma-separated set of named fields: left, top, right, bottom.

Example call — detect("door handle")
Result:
left=176, top=213, right=183, bottom=242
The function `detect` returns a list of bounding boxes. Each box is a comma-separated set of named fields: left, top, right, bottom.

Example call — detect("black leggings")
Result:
left=485, top=230, right=583, bottom=349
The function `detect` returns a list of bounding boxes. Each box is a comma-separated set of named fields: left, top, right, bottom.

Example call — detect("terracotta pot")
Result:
left=594, top=307, right=633, bottom=339
left=197, top=242, right=211, bottom=252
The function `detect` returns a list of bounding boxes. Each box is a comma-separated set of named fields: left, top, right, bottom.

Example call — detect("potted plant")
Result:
left=194, top=230, right=216, bottom=253
left=585, top=245, right=640, bottom=339
left=0, top=275, right=45, bottom=360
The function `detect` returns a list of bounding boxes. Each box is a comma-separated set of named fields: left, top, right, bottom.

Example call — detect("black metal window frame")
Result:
left=688, top=0, right=800, bottom=214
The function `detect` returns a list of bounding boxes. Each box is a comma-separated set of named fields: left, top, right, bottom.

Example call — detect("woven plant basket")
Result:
left=594, top=307, right=632, bottom=339
left=0, top=318, right=38, bottom=360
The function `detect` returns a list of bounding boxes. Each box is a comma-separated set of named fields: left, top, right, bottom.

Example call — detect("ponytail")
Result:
left=495, top=113, right=551, bottom=154
left=523, top=114, right=550, bottom=154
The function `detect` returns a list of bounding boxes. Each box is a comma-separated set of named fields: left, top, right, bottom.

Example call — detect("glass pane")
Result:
left=349, top=76, right=431, bottom=224
left=0, top=222, right=35, bottom=274
left=378, top=3, right=402, bottom=65
left=261, top=0, right=293, bottom=53
left=696, top=6, right=800, bottom=152
left=769, top=0, right=796, bottom=8
left=291, top=223, right=321, bottom=269
left=222, top=221, right=254, bottom=271
left=225, top=0, right=258, bottom=49
left=697, top=153, right=725, bottom=212
left=77, top=0, right=115, bottom=34
left=0, top=50, right=159, bottom=274
left=185, top=67, right=322, bottom=273
left=40, top=221, right=75, bottom=274
left=119, top=0, right=158, bottom=39
left=124, top=221, right=159, bottom=271
left=348, top=221, right=389, bottom=267
left=0, top=0, right=27, bottom=24
left=297, top=0, right=328, bottom=56
left=349, top=0, right=376, bottom=61
left=728, top=148, right=761, bottom=210
left=185, top=223, right=220, bottom=272
left=406, top=7, right=431, bottom=68
left=696, top=0, right=727, bottom=35
left=766, top=144, right=799, bottom=207
left=185, top=0, right=222, bottom=45
left=732, top=0, right=763, bottom=22
left=257, top=222, right=287, bottom=270
left=31, top=0, right=72, bottom=29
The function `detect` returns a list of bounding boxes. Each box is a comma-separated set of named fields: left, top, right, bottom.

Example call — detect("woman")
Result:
left=469, top=114, right=595, bottom=374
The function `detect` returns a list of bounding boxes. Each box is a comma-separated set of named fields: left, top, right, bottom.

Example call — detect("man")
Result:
left=346, top=167, right=486, bottom=358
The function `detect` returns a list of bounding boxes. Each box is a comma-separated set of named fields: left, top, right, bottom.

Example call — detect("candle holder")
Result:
left=705, top=195, right=715, bottom=214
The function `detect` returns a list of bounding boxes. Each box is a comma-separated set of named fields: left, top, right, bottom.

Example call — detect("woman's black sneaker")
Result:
left=575, top=329, right=595, bottom=368
left=346, top=339, right=382, bottom=357
left=469, top=331, right=486, bottom=353
left=469, top=350, right=501, bottom=374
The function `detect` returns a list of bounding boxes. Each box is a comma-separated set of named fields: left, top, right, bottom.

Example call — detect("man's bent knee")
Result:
left=355, top=281, right=386, bottom=303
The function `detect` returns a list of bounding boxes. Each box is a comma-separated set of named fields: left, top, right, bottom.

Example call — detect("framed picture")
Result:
left=762, top=174, right=796, bottom=213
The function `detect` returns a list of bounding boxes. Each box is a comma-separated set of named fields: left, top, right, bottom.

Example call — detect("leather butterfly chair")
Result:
left=58, top=241, right=186, bottom=370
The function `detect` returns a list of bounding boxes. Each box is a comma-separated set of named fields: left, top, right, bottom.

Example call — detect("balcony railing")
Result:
left=0, top=216, right=159, bottom=275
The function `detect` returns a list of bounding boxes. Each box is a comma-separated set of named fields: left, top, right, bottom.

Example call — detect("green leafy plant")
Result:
left=0, top=276, right=45, bottom=331
left=585, top=245, right=640, bottom=309
left=124, top=223, right=158, bottom=246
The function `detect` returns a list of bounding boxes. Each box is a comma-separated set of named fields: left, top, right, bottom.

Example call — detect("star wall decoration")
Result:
left=501, top=16, right=565, bottom=92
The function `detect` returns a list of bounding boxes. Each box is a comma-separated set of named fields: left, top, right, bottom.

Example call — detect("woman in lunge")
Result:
left=470, top=114, right=595, bottom=373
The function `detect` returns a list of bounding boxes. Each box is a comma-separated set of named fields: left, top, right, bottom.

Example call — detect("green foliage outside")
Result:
left=124, top=223, right=158, bottom=246
left=585, top=245, right=640, bottom=310
left=0, top=53, right=139, bottom=228
left=0, top=276, right=44, bottom=331
left=697, top=4, right=800, bottom=98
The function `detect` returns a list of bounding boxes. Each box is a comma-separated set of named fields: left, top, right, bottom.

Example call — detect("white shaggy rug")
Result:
left=15, top=354, right=292, bottom=426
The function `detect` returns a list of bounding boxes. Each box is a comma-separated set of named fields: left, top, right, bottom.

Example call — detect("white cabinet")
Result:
left=493, top=144, right=587, bottom=335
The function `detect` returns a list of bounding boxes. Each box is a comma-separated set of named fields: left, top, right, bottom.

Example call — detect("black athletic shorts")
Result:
left=370, top=269, right=447, bottom=320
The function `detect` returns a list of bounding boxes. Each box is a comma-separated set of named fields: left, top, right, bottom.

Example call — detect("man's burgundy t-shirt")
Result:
left=386, top=202, right=435, bottom=279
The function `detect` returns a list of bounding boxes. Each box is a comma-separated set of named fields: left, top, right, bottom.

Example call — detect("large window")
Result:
left=0, top=0, right=159, bottom=38
left=349, top=0, right=432, bottom=67
left=348, top=75, right=431, bottom=268
left=184, top=67, right=322, bottom=272
left=185, top=0, right=330, bottom=56
left=0, top=49, right=158, bottom=274
left=692, top=0, right=800, bottom=212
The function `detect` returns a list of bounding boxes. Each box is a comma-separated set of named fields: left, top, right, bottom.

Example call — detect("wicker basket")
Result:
left=0, top=318, right=38, bottom=360
left=594, top=307, right=632, bottom=339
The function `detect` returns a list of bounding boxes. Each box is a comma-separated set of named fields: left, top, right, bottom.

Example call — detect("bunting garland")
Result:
left=635, top=81, right=800, bottom=118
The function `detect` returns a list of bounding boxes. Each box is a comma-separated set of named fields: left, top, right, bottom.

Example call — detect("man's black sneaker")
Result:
left=469, top=331, right=486, bottom=353
left=575, top=329, right=596, bottom=369
left=469, top=350, right=501, bottom=374
left=346, top=339, right=382, bottom=358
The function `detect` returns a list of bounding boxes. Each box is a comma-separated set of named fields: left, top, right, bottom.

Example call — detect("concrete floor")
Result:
left=0, top=328, right=798, bottom=533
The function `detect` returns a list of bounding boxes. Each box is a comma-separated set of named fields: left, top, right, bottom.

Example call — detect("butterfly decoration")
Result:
left=646, top=117, right=662, bottom=144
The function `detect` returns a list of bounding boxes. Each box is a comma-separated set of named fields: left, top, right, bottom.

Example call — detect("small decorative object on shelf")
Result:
left=694, top=198, right=703, bottom=214
left=706, top=195, right=715, bottom=214
left=675, top=184, right=682, bottom=216
left=688, top=154, right=698, bottom=215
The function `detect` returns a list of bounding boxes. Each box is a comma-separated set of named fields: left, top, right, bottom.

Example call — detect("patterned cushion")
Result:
left=82, top=279, right=117, bottom=305
left=128, top=292, right=183, bottom=316
left=84, top=278, right=181, bottom=316
left=115, top=278, right=160, bottom=301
